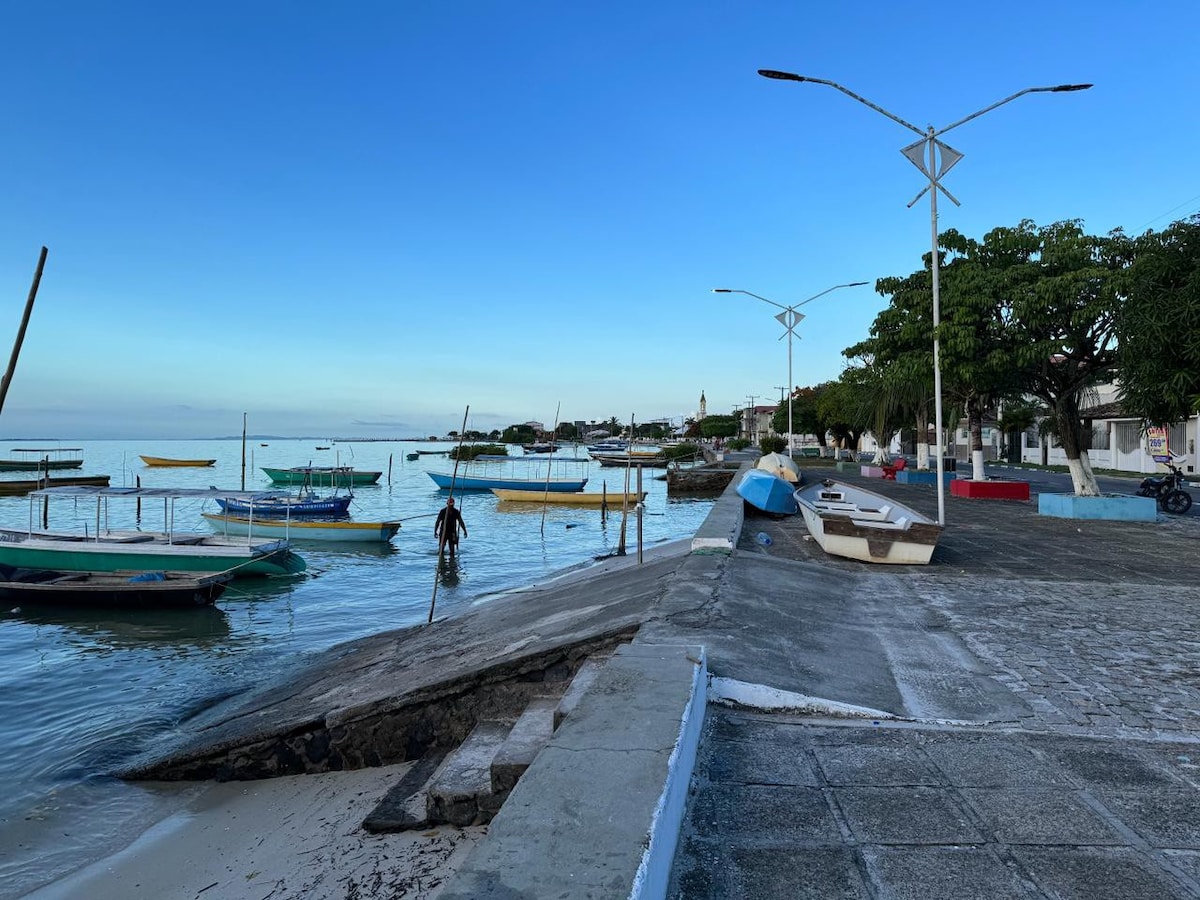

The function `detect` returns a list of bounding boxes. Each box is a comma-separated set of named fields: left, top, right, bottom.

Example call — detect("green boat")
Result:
left=0, top=447, right=84, bottom=472
left=262, top=466, right=383, bottom=487
left=0, top=486, right=308, bottom=578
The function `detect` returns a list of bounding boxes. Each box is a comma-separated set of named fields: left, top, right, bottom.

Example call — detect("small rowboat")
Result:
left=491, top=489, right=646, bottom=505
left=202, top=513, right=400, bottom=544
left=793, top=479, right=942, bottom=565
left=262, top=466, right=383, bottom=487
left=0, top=565, right=229, bottom=609
left=427, top=472, right=588, bottom=492
left=215, top=491, right=353, bottom=518
left=736, top=469, right=798, bottom=515
left=140, top=456, right=217, bottom=467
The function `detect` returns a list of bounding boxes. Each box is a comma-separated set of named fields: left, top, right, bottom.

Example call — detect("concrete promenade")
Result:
left=122, top=458, right=1200, bottom=898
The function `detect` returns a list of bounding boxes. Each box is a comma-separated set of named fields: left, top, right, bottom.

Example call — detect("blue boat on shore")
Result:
left=736, top=469, right=799, bottom=515
left=426, top=472, right=588, bottom=492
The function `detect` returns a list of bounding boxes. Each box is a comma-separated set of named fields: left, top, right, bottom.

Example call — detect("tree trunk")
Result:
left=967, top=399, right=986, bottom=481
left=1055, top=397, right=1101, bottom=496
left=915, top=411, right=931, bottom=470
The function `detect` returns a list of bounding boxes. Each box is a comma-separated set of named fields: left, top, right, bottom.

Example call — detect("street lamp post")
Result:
left=757, top=70, right=1091, bottom=526
left=714, top=283, right=868, bottom=454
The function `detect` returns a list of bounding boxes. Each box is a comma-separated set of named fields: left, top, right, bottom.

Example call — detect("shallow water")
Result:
left=0, top=438, right=712, bottom=896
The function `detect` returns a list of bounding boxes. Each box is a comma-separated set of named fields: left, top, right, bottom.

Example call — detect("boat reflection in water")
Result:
left=9, top=604, right=233, bottom=649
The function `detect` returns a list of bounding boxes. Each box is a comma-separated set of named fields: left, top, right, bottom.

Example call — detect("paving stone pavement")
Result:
left=670, top=467, right=1200, bottom=897
left=670, top=712, right=1200, bottom=899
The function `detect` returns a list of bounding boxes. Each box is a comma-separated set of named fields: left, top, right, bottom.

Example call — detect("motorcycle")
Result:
left=1136, top=461, right=1194, bottom=514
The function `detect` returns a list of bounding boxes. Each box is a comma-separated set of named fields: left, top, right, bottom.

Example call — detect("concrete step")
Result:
left=553, top=655, right=610, bottom=730
left=426, top=720, right=512, bottom=826
left=361, top=749, right=448, bottom=833
left=491, top=697, right=558, bottom=794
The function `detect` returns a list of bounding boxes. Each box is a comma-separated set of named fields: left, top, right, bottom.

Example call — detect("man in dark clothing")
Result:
left=434, top=496, right=468, bottom=556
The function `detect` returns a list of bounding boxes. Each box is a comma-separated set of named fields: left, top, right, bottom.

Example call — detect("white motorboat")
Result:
left=793, top=479, right=942, bottom=565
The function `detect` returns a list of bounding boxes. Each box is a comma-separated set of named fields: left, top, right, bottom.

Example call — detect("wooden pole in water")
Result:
left=617, top=414, right=634, bottom=555
left=0, top=246, right=48, bottom=417
left=601, top=481, right=607, bottom=523
left=241, top=413, right=247, bottom=490
left=540, top=401, right=560, bottom=536
left=429, top=404, right=470, bottom=625
left=637, top=465, right=643, bottom=564
left=387, top=453, right=393, bottom=485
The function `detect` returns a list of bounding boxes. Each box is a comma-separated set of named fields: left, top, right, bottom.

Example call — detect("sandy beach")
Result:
left=26, top=763, right=485, bottom=899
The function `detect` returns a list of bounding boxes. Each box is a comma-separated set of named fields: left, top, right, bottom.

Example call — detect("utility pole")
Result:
left=745, top=394, right=758, bottom=444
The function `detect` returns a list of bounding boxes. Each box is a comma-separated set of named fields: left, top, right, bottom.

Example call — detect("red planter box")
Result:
left=950, top=478, right=1031, bottom=501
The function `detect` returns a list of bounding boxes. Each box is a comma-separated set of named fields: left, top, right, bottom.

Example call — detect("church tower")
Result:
left=699, top=390, right=707, bottom=420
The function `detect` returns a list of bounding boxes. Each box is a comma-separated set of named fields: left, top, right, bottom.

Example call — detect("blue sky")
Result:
left=0, top=1, right=1195, bottom=439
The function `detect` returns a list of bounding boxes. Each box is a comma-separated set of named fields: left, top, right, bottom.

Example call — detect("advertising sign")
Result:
left=1147, top=426, right=1171, bottom=463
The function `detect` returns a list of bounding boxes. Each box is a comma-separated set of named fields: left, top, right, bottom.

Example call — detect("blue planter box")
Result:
left=895, top=469, right=956, bottom=486
left=1037, top=492, right=1157, bottom=521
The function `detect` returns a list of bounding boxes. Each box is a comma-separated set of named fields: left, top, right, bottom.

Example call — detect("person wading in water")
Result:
left=434, top=496, right=468, bottom=556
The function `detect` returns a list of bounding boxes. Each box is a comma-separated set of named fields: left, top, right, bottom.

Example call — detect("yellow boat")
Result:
left=139, top=455, right=217, bottom=467
left=491, top=489, right=646, bottom=505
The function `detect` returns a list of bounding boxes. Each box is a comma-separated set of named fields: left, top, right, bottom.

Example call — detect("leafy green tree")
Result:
left=699, top=414, right=739, bottom=439
left=995, top=398, right=1041, bottom=463
left=556, top=422, right=578, bottom=440
left=770, top=384, right=831, bottom=448
left=1117, top=215, right=1200, bottom=425
left=500, top=423, right=536, bottom=443
left=816, top=374, right=870, bottom=453
left=993, top=219, right=1131, bottom=495
left=845, top=274, right=937, bottom=468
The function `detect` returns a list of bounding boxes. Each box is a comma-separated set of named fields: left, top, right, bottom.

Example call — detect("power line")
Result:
left=1135, top=192, right=1200, bottom=232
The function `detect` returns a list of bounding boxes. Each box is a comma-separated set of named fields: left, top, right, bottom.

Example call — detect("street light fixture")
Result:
left=758, top=70, right=1091, bottom=525
left=713, top=282, right=868, bottom=454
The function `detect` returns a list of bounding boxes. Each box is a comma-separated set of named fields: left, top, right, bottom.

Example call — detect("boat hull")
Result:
left=491, top=489, right=644, bottom=505
left=0, top=531, right=307, bottom=577
left=793, top=480, right=942, bottom=565
left=139, top=456, right=217, bottom=467
left=215, top=494, right=353, bottom=517
left=736, top=469, right=799, bottom=515
left=427, top=472, right=588, bottom=492
left=262, top=467, right=383, bottom=486
left=756, top=452, right=801, bottom=483
left=0, top=459, right=83, bottom=472
left=0, top=567, right=229, bottom=608
left=0, top=475, right=111, bottom=497
left=202, top=513, right=400, bottom=543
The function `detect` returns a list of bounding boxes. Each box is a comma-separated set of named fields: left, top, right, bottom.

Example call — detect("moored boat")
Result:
left=793, top=479, right=942, bottom=565
left=140, top=456, right=217, bottom=467
left=0, top=486, right=307, bottom=577
left=736, top=469, right=799, bottom=515
left=201, top=513, right=400, bottom=544
left=0, top=448, right=84, bottom=472
left=0, top=474, right=110, bottom=497
left=427, top=472, right=588, bottom=492
left=0, top=564, right=230, bottom=608
left=491, top=489, right=645, bottom=505
left=215, top=489, right=353, bottom=518
left=262, top=466, right=383, bottom=487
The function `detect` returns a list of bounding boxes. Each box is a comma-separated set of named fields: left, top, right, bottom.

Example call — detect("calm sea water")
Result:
left=0, top=438, right=712, bottom=896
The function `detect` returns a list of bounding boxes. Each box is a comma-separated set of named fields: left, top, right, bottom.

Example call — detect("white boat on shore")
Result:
left=792, top=479, right=942, bottom=565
